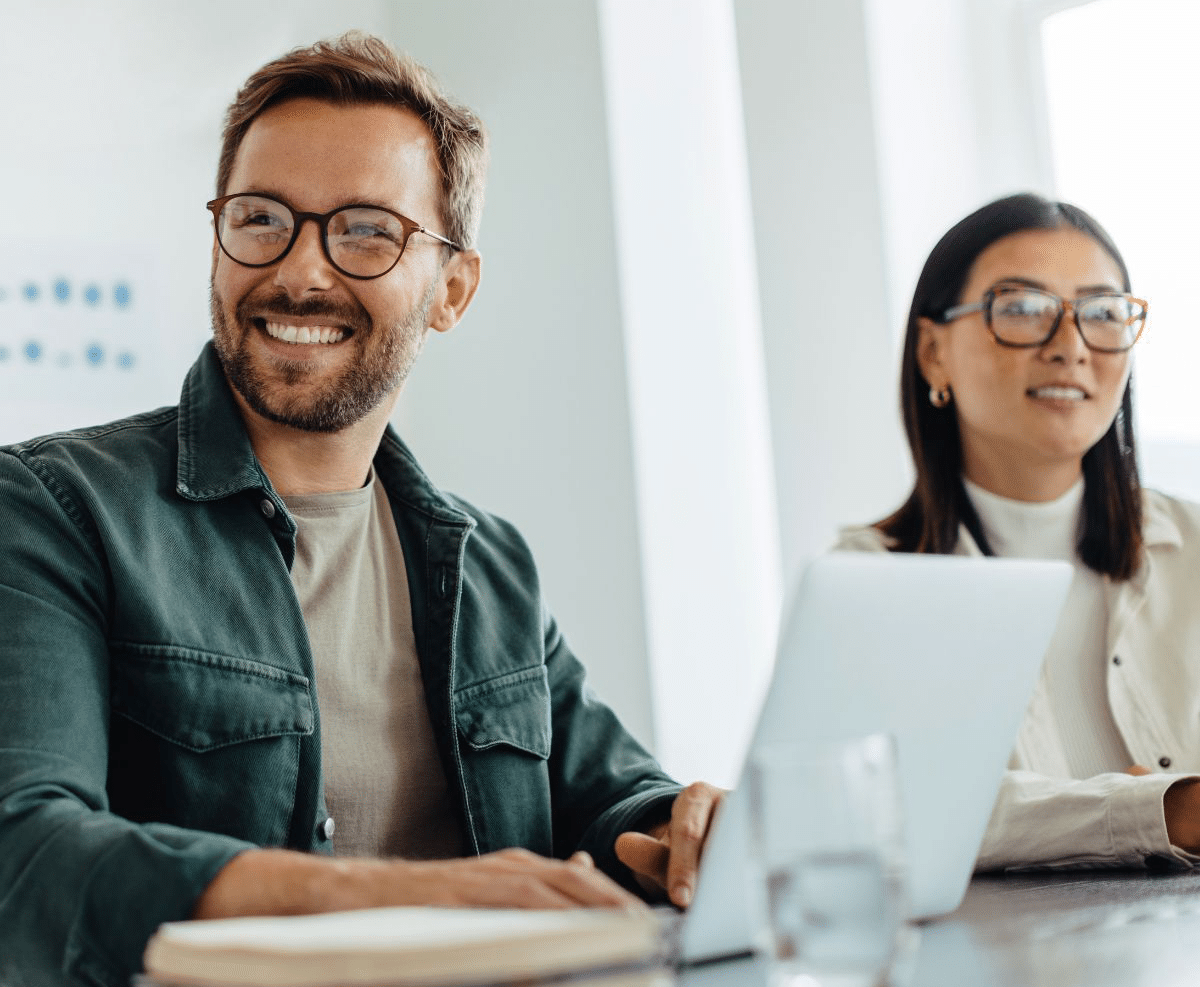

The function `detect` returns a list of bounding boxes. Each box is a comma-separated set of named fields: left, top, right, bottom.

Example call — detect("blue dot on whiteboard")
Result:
left=0, top=346, right=9, bottom=362
left=86, top=344, right=105, bottom=366
left=113, top=282, right=132, bottom=309
left=24, top=341, right=42, bottom=362
left=53, top=279, right=71, bottom=303
left=116, top=351, right=136, bottom=370
left=0, top=287, right=8, bottom=302
left=84, top=284, right=102, bottom=306
left=22, top=282, right=39, bottom=302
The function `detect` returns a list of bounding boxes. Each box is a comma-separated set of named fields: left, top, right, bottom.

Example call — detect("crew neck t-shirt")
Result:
left=283, top=472, right=465, bottom=859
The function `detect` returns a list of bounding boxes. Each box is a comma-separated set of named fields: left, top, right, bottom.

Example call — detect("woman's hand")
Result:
left=1128, top=765, right=1200, bottom=853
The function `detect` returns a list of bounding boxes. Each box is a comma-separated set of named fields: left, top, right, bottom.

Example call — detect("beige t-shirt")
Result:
left=283, top=472, right=465, bottom=859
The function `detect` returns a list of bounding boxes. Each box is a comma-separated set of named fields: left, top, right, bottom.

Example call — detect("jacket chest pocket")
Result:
left=108, top=643, right=313, bottom=846
left=454, top=666, right=553, bottom=854
left=454, top=665, right=552, bottom=758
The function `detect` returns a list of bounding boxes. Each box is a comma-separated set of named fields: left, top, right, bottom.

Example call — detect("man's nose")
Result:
left=273, top=219, right=336, bottom=297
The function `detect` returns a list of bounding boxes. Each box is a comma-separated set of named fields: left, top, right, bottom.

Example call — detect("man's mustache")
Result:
left=236, top=289, right=372, bottom=334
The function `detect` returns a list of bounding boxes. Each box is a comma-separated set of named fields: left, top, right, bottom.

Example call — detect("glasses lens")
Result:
left=1077, top=294, right=1145, bottom=351
left=988, top=288, right=1059, bottom=344
left=216, top=195, right=295, bottom=266
left=327, top=207, right=407, bottom=277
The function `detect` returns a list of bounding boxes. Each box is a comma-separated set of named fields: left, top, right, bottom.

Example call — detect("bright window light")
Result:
left=1042, top=0, right=1200, bottom=495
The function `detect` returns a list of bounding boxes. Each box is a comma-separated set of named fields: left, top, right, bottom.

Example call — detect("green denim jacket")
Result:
left=0, top=343, right=680, bottom=987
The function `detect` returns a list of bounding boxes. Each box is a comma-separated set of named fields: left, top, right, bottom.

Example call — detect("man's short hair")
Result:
left=216, top=31, right=488, bottom=250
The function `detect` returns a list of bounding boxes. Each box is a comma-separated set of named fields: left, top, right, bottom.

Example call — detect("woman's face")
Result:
left=917, top=227, right=1133, bottom=501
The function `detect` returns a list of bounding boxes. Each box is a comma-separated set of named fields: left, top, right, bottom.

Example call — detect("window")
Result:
left=1042, top=0, right=1200, bottom=497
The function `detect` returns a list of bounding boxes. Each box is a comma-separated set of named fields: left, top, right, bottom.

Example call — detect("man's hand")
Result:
left=192, top=846, right=644, bottom=919
left=613, top=782, right=726, bottom=908
left=399, top=848, right=644, bottom=909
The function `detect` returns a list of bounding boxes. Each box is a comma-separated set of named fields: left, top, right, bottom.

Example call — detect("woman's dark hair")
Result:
left=877, top=192, right=1142, bottom=579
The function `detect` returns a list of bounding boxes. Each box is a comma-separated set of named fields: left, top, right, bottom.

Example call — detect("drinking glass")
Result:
left=746, top=733, right=909, bottom=987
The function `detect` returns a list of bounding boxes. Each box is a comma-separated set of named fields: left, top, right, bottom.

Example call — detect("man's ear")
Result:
left=428, top=249, right=481, bottom=333
left=916, top=315, right=948, bottom=390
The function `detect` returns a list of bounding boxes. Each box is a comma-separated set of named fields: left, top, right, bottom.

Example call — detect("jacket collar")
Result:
left=1141, top=489, right=1183, bottom=551
left=175, top=342, right=268, bottom=502
left=173, top=341, right=473, bottom=527
left=958, top=486, right=1182, bottom=597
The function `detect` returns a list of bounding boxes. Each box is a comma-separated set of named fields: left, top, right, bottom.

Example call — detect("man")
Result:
left=0, top=33, right=721, bottom=987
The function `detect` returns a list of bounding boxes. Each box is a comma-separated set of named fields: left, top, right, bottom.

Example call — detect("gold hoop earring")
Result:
left=929, top=386, right=952, bottom=409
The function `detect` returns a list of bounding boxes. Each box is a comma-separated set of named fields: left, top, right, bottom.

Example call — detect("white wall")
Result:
left=734, top=0, right=910, bottom=582
left=598, top=0, right=782, bottom=786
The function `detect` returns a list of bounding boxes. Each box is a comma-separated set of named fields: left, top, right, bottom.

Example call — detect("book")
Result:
left=140, top=905, right=669, bottom=987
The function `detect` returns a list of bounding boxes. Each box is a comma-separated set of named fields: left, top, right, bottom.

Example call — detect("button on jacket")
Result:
left=0, top=343, right=680, bottom=987
left=836, top=489, right=1200, bottom=871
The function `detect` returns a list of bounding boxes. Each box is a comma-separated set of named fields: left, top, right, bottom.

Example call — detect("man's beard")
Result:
left=210, top=279, right=435, bottom=433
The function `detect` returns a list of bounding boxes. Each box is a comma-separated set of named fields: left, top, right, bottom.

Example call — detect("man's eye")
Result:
left=346, top=223, right=396, bottom=241
left=233, top=211, right=286, bottom=230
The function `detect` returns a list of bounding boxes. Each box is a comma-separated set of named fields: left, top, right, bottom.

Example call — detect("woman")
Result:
left=838, top=192, right=1200, bottom=870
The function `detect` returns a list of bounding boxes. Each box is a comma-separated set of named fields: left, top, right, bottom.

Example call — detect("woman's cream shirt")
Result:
left=836, top=488, right=1200, bottom=870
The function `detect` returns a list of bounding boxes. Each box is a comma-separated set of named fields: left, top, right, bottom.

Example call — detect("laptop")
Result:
left=674, top=551, right=1072, bottom=965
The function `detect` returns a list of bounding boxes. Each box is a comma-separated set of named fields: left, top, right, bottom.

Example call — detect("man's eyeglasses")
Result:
left=939, top=285, right=1148, bottom=353
left=206, top=193, right=462, bottom=281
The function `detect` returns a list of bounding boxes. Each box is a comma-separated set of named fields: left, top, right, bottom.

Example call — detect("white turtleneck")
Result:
left=963, top=477, right=1133, bottom=779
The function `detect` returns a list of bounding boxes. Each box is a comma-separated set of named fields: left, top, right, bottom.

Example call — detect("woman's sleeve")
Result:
left=976, top=769, right=1200, bottom=871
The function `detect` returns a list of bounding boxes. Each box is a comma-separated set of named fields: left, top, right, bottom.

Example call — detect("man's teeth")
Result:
left=1031, top=386, right=1086, bottom=400
left=264, top=321, right=345, bottom=345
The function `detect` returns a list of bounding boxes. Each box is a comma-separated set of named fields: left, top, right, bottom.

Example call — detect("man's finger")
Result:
left=664, top=783, right=724, bottom=907
left=544, top=854, right=645, bottom=908
left=614, top=831, right=670, bottom=888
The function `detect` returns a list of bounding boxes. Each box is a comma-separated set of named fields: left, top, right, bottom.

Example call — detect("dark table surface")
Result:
left=675, top=869, right=1200, bottom=987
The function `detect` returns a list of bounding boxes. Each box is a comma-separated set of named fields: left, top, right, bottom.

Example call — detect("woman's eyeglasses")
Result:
left=940, top=285, right=1147, bottom=353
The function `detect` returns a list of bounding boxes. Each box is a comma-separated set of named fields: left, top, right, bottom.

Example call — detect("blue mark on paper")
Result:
left=22, top=282, right=39, bottom=302
left=86, top=344, right=104, bottom=366
left=24, top=341, right=42, bottom=362
left=113, top=282, right=132, bottom=309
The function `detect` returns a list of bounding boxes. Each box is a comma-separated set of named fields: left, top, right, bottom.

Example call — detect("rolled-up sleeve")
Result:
left=976, top=769, right=1200, bottom=871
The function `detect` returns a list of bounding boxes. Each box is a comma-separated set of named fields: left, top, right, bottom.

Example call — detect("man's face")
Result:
left=210, top=98, right=452, bottom=433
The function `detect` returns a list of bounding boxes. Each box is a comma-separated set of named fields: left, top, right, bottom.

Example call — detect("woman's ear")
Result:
left=916, top=316, right=948, bottom=390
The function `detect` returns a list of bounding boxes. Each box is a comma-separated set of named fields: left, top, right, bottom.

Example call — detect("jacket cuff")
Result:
left=66, top=828, right=252, bottom=987
left=578, top=784, right=682, bottom=895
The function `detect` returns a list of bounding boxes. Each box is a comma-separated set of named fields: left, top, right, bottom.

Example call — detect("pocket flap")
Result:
left=111, top=643, right=314, bottom=752
left=454, top=666, right=551, bottom=759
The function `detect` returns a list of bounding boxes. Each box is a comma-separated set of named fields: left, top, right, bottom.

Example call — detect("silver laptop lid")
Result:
left=679, top=552, right=1071, bottom=963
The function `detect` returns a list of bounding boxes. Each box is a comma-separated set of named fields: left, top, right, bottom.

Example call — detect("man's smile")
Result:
left=262, top=320, right=349, bottom=345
